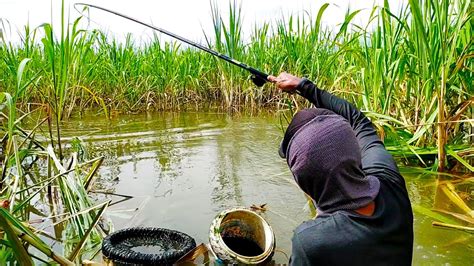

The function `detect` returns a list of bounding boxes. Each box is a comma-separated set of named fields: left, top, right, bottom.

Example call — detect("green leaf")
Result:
left=68, top=201, right=110, bottom=261
left=314, top=3, right=330, bottom=39
left=0, top=209, right=43, bottom=245
left=446, top=147, right=474, bottom=172
left=0, top=211, right=34, bottom=266
left=412, top=204, right=459, bottom=225
left=407, top=108, right=438, bottom=145
left=15, top=58, right=31, bottom=97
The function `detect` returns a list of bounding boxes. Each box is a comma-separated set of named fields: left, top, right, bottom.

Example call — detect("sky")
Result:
left=0, top=0, right=407, bottom=44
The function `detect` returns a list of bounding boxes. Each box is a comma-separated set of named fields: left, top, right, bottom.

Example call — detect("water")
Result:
left=60, top=111, right=473, bottom=265
left=123, top=237, right=177, bottom=255
left=222, top=236, right=264, bottom=257
left=130, top=244, right=165, bottom=255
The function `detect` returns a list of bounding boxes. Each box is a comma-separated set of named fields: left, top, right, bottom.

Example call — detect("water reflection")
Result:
left=402, top=169, right=473, bottom=265
left=433, top=178, right=474, bottom=224
left=212, top=121, right=245, bottom=208
left=59, top=112, right=473, bottom=264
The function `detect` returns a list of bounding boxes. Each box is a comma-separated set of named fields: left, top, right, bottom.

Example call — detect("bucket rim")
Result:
left=209, top=207, right=275, bottom=264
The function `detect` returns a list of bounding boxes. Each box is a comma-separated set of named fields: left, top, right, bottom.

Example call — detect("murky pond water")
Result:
left=60, top=111, right=473, bottom=265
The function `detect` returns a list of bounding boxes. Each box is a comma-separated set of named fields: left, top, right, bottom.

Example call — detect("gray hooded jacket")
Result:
left=285, top=79, right=413, bottom=266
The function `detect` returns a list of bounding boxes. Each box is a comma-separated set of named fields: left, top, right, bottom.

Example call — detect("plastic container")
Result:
left=209, top=208, right=275, bottom=264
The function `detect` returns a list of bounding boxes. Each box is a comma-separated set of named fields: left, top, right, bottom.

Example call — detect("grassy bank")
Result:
left=0, top=3, right=472, bottom=165
left=0, top=1, right=472, bottom=263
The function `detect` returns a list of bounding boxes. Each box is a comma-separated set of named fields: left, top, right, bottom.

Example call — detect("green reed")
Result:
left=0, top=53, right=110, bottom=264
left=1, top=2, right=110, bottom=263
left=0, top=0, right=472, bottom=170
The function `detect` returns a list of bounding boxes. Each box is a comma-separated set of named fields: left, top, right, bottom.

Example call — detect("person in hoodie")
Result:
left=268, top=72, right=414, bottom=265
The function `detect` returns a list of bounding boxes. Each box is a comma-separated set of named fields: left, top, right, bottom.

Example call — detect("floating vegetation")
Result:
left=0, top=0, right=473, bottom=264
left=411, top=170, right=473, bottom=239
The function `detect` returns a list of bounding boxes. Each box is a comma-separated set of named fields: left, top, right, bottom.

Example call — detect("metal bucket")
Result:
left=209, top=208, right=275, bottom=264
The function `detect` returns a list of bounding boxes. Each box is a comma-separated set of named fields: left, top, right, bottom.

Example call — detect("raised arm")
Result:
left=269, top=73, right=403, bottom=184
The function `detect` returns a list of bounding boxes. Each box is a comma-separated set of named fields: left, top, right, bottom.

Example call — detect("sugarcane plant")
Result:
left=0, top=53, right=110, bottom=265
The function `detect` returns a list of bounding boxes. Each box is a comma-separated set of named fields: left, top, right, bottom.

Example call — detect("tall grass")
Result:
left=0, top=0, right=472, bottom=170
left=0, top=1, right=472, bottom=263
left=1, top=1, right=110, bottom=263
left=0, top=59, right=109, bottom=263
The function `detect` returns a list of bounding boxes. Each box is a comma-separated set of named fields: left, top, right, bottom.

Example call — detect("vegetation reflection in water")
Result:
left=59, top=111, right=472, bottom=265
left=1, top=0, right=472, bottom=171
left=0, top=0, right=472, bottom=263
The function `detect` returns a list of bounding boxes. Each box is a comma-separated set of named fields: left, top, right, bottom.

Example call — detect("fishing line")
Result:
left=74, top=3, right=270, bottom=87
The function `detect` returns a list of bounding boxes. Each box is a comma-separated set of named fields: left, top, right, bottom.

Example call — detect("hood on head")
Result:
left=279, top=108, right=335, bottom=158
left=283, top=109, right=380, bottom=213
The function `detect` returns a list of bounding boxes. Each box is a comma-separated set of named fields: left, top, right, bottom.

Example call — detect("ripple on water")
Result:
left=59, top=112, right=473, bottom=265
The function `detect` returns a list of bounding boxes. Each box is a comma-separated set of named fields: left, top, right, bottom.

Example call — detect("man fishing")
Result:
left=268, top=72, right=414, bottom=265
left=74, top=5, right=413, bottom=264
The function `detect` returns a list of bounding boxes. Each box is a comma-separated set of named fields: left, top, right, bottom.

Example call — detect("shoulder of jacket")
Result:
left=294, top=212, right=346, bottom=235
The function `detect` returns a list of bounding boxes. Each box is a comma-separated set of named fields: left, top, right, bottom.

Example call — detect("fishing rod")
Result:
left=74, top=3, right=270, bottom=87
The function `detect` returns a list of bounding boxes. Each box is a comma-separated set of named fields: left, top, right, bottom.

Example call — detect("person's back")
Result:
left=291, top=178, right=413, bottom=265
left=269, top=73, right=413, bottom=265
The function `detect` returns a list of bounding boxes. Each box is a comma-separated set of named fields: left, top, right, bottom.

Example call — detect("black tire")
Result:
left=102, top=227, right=196, bottom=265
